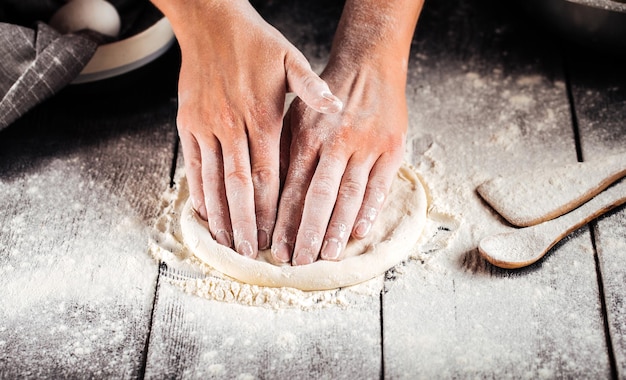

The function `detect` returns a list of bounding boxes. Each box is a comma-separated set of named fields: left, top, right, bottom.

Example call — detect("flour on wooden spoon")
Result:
left=477, top=152, right=626, bottom=227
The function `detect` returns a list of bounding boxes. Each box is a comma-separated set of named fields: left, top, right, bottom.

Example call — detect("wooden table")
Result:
left=1, top=1, right=625, bottom=378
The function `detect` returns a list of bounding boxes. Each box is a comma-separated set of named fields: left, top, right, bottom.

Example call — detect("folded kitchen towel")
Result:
left=0, top=0, right=148, bottom=130
left=0, top=21, right=97, bottom=130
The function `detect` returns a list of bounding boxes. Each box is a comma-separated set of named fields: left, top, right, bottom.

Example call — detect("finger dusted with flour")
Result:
left=285, top=51, right=343, bottom=114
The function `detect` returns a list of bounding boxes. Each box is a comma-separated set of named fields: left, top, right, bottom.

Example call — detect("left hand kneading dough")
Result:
left=180, top=164, right=428, bottom=291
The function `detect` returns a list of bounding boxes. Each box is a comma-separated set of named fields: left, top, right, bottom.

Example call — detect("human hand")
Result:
left=153, top=0, right=343, bottom=258
left=271, top=61, right=409, bottom=265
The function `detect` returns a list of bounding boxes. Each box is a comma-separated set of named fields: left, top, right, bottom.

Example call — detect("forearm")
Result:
left=329, top=0, right=424, bottom=75
left=150, top=0, right=203, bottom=28
left=150, top=0, right=258, bottom=52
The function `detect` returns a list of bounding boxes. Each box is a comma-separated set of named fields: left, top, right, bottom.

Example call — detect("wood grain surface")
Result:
left=0, top=0, right=624, bottom=378
left=0, top=59, right=178, bottom=378
left=382, top=1, right=613, bottom=378
left=570, top=53, right=626, bottom=379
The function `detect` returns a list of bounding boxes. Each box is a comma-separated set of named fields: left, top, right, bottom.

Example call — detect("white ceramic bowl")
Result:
left=72, top=17, right=175, bottom=84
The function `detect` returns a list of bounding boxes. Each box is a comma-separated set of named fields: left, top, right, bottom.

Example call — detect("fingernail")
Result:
left=319, top=91, right=343, bottom=113
left=237, top=240, right=255, bottom=258
left=354, top=220, right=371, bottom=238
left=271, top=242, right=292, bottom=263
left=321, top=239, right=342, bottom=260
left=321, top=91, right=337, bottom=101
left=293, top=249, right=314, bottom=266
left=192, top=199, right=207, bottom=220
left=215, top=230, right=232, bottom=247
left=257, top=229, right=269, bottom=250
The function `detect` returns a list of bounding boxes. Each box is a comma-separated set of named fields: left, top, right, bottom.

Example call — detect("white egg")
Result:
left=49, top=0, right=121, bottom=38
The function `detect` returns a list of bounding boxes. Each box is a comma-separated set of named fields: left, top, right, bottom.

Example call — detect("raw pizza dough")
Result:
left=180, top=164, right=428, bottom=291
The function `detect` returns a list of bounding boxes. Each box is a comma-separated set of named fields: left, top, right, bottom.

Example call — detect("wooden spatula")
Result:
left=477, top=152, right=626, bottom=227
left=479, top=179, right=626, bottom=269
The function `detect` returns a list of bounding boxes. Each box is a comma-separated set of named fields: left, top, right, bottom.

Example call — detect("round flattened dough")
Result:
left=180, top=164, right=428, bottom=291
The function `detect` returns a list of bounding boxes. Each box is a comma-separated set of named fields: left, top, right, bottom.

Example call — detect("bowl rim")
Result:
left=72, top=17, right=175, bottom=84
left=565, top=0, right=626, bottom=13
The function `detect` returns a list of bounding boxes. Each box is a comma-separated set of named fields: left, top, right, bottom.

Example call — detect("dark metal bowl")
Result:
left=521, top=0, right=626, bottom=54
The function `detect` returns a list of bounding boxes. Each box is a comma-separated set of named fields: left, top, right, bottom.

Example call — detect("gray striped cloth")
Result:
left=0, top=22, right=97, bottom=129
left=0, top=0, right=146, bottom=130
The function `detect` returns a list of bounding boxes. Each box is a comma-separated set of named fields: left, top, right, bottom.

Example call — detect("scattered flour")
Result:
left=0, top=155, right=160, bottom=377
left=385, top=37, right=618, bottom=375
left=149, top=169, right=457, bottom=310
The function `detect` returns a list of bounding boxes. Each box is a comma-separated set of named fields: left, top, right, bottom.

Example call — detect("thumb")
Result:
left=285, top=53, right=343, bottom=114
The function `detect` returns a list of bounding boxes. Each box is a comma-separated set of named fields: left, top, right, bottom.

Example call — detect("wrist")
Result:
left=324, top=52, right=409, bottom=92
left=326, top=0, right=423, bottom=85
left=150, top=0, right=248, bottom=39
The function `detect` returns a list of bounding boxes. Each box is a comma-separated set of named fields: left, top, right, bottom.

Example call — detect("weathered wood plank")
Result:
left=0, top=58, right=178, bottom=378
left=570, top=53, right=626, bottom=379
left=383, top=0, right=611, bottom=377
left=145, top=268, right=382, bottom=379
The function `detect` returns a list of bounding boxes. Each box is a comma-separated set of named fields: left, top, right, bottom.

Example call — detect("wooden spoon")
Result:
left=479, top=179, right=626, bottom=269
left=477, top=152, right=626, bottom=227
